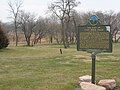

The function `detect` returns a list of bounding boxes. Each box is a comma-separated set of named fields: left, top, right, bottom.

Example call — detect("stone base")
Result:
left=80, top=82, right=106, bottom=90
left=98, top=79, right=116, bottom=90
left=79, top=75, right=91, bottom=83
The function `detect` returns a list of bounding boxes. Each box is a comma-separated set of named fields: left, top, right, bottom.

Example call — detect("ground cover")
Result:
left=0, top=43, right=119, bottom=90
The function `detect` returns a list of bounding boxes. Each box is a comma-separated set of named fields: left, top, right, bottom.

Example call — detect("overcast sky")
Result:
left=0, top=0, right=120, bottom=23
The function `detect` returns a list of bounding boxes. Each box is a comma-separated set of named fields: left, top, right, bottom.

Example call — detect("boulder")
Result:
left=79, top=75, right=91, bottom=83
left=98, top=79, right=116, bottom=90
left=80, top=82, right=106, bottom=90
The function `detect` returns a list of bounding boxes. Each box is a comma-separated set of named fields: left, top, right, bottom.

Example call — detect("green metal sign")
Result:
left=77, top=15, right=112, bottom=84
left=77, top=16, right=112, bottom=52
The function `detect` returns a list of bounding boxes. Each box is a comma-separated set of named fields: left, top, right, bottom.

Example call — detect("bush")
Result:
left=0, top=25, right=9, bottom=49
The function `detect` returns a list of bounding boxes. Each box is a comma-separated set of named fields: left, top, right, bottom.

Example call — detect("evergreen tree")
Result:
left=0, top=25, right=9, bottom=49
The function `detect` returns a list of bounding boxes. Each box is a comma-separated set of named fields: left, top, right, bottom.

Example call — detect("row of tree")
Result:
left=1, top=0, right=120, bottom=47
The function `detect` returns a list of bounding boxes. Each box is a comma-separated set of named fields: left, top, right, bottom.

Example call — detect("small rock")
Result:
left=80, top=82, right=106, bottom=90
left=79, top=75, right=91, bottom=83
left=98, top=79, right=116, bottom=90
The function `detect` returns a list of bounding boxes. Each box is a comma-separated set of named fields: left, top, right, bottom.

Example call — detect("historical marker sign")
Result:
left=77, top=15, right=112, bottom=84
left=77, top=15, right=112, bottom=52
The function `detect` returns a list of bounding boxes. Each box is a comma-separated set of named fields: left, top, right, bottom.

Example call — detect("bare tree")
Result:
left=113, top=12, right=120, bottom=43
left=49, top=0, right=80, bottom=48
left=103, top=11, right=118, bottom=42
left=19, top=11, right=36, bottom=46
left=46, top=15, right=61, bottom=44
left=32, top=17, right=48, bottom=45
left=8, top=0, right=23, bottom=46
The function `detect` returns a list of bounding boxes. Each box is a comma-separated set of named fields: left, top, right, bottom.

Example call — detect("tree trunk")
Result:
left=25, top=35, right=31, bottom=46
left=114, top=29, right=118, bottom=43
left=15, top=29, right=18, bottom=46
left=15, top=21, right=18, bottom=46
left=73, top=16, right=77, bottom=44
left=65, top=21, right=70, bottom=48
left=116, top=36, right=120, bottom=42
left=50, top=36, right=53, bottom=44
left=65, top=31, right=69, bottom=48
left=27, top=37, right=31, bottom=46
left=61, top=20, right=67, bottom=48
left=54, top=37, right=60, bottom=44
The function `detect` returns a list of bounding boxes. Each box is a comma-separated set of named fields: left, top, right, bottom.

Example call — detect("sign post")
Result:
left=77, top=15, right=112, bottom=84
left=91, top=52, right=96, bottom=84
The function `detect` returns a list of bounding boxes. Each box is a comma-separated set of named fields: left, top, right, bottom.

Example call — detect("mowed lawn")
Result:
left=0, top=43, right=120, bottom=90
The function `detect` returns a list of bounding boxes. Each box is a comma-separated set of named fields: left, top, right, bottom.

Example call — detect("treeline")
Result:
left=1, top=0, right=120, bottom=47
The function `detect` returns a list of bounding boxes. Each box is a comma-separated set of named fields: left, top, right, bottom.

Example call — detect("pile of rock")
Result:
left=80, top=82, right=106, bottom=90
left=79, top=75, right=91, bottom=83
left=79, top=75, right=116, bottom=90
left=98, top=79, right=116, bottom=90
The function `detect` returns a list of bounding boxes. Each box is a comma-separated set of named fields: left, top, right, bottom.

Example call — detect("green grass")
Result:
left=0, top=43, right=120, bottom=90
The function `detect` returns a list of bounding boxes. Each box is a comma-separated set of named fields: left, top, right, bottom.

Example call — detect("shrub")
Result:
left=0, top=25, right=9, bottom=49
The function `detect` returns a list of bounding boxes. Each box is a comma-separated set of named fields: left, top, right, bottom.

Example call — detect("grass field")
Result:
left=0, top=43, right=120, bottom=90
